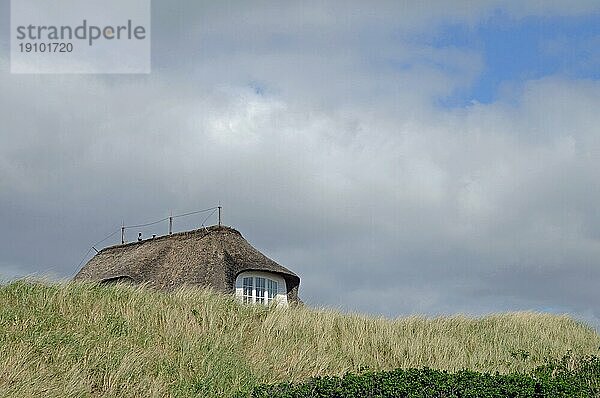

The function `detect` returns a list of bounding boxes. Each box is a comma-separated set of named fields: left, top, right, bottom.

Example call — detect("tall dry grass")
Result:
left=0, top=281, right=598, bottom=397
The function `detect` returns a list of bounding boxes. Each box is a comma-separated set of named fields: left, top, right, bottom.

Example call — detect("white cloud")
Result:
left=1, top=1, right=600, bottom=328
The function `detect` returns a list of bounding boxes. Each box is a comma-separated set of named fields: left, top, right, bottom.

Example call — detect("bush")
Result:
left=242, top=354, right=600, bottom=398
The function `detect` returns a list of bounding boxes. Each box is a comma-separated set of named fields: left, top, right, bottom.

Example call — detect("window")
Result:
left=256, top=277, right=266, bottom=304
left=242, top=276, right=253, bottom=304
left=267, top=279, right=278, bottom=305
left=236, top=273, right=286, bottom=306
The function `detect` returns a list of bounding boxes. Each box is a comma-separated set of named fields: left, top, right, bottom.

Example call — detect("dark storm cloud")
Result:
left=1, top=1, right=599, bottom=328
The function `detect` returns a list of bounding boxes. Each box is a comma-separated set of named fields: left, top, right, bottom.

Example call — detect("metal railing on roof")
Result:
left=75, top=205, right=222, bottom=270
left=120, top=205, right=221, bottom=244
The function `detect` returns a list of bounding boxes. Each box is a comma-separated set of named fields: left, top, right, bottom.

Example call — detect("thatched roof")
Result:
left=74, top=225, right=300, bottom=302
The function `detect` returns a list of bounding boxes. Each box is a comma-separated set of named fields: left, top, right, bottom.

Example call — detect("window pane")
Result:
left=243, top=277, right=253, bottom=303
left=256, top=277, right=265, bottom=304
left=267, top=279, right=278, bottom=304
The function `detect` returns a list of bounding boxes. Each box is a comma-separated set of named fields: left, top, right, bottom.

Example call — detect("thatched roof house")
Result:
left=74, top=225, right=300, bottom=305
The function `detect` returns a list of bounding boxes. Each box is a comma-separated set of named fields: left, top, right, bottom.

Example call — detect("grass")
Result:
left=0, top=281, right=598, bottom=397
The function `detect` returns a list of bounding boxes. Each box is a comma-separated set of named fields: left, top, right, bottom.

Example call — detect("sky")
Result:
left=1, top=1, right=600, bottom=328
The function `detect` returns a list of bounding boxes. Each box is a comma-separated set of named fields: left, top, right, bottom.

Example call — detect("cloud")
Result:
left=1, top=1, right=600, bottom=328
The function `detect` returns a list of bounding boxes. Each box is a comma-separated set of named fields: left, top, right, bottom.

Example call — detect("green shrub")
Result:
left=243, top=354, right=600, bottom=398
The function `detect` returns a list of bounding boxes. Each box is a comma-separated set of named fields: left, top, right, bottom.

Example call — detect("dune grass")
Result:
left=0, top=281, right=598, bottom=397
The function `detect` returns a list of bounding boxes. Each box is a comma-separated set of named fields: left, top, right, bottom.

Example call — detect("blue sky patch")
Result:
left=426, top=10, right=600, bottom=107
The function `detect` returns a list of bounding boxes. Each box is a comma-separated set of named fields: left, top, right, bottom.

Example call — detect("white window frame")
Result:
left=235, top=271, right=287, bottom=307
left=242, top=276, right=253, bottom=304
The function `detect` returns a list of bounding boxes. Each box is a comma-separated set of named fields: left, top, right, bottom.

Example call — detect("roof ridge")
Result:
left=99, top=225, right=241, bottom=252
